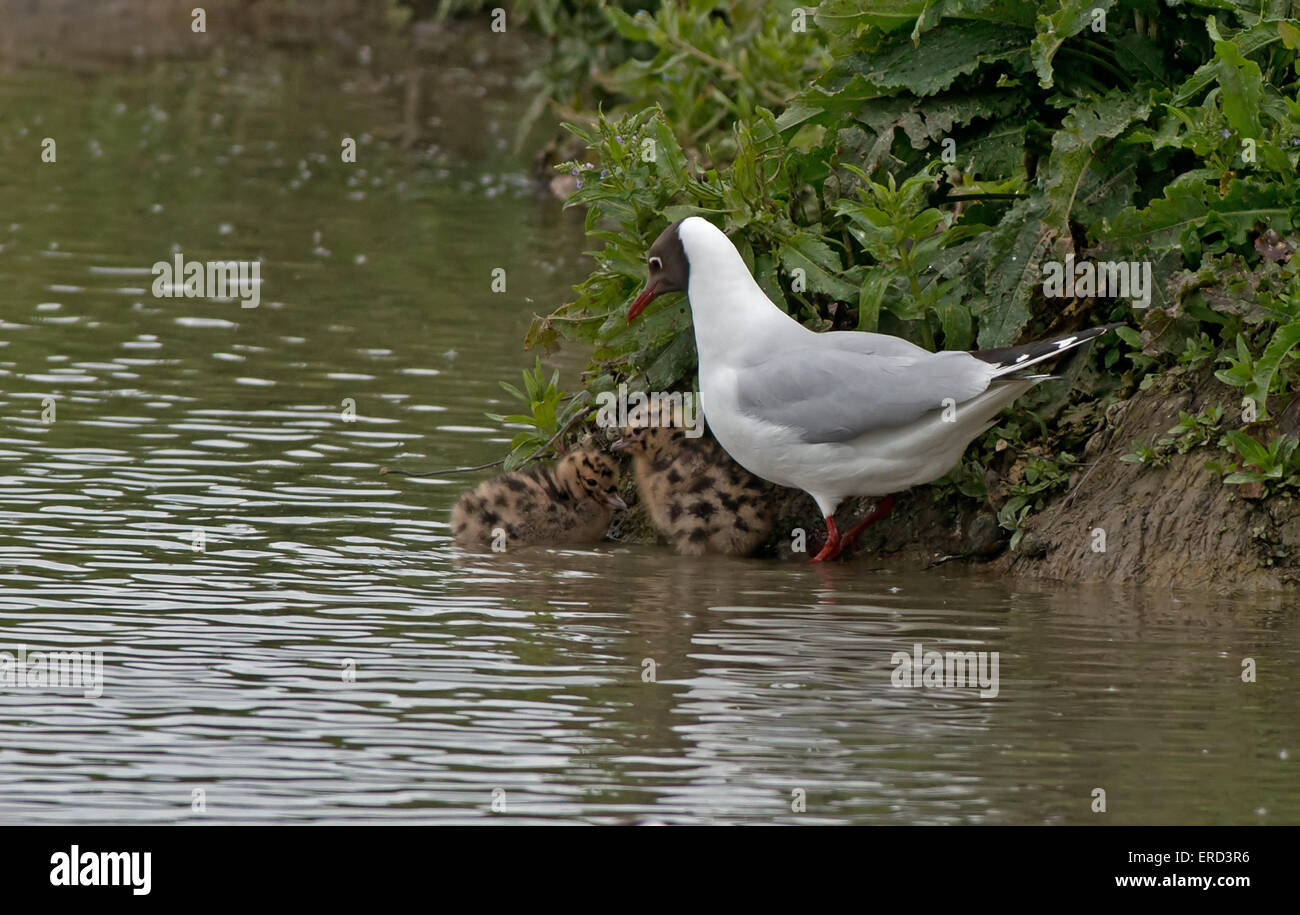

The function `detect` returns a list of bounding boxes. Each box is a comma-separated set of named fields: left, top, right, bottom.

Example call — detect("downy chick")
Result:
left=613, top=420, right=771, bottom=557
left=451, top=447, right=626, bottom=549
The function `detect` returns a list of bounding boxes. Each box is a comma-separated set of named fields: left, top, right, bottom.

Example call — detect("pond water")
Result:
left=1, top=50, right=1297, bottom=825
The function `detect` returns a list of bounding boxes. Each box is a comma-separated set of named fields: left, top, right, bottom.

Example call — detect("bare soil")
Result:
left=998, top=369, right=1299, bottom=591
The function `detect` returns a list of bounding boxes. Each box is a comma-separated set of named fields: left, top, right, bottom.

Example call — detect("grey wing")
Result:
left=818, top=330, right=934, bottom=359
left=736, top=344, right=995, bottom=444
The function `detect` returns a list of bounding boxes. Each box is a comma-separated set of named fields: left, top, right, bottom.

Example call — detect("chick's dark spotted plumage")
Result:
left=613, top=416, right=771, bottom=557
left=450, top=447, right=624, bottom=549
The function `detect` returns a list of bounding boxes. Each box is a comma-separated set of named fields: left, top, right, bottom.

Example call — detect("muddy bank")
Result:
left=998, top=370, right=1300, bottom=591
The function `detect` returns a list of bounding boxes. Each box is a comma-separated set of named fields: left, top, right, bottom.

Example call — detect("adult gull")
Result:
left=626, top=216, right=1118, bottom=562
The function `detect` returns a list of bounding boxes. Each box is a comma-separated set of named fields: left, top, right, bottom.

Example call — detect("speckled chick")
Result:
left=450, top=447, right=626, bottom=549
left=613, top=422, right=771, bottom=557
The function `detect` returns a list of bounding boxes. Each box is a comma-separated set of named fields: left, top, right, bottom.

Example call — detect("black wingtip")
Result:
left=974, top=322, right=1125, bottom=375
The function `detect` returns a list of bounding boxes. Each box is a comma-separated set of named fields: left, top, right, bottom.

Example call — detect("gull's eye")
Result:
left=648, top=256, right=662, bottom=271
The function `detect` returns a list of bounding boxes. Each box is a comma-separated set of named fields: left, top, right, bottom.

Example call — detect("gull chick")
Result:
left=451, top=447, right=626, bottom=549
left=627, top=216, right=1118, bottom=562
left=612, top=411, right=771, bottom=557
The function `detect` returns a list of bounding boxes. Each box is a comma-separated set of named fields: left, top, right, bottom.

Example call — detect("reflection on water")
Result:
left=0, top=51, right=1297, bottom=826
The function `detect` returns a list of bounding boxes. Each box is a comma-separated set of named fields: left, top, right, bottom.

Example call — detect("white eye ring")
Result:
left=648, top=256, right=663, bottom=271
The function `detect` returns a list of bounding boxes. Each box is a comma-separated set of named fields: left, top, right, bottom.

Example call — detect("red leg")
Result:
left=841, top=494, right=895, bottom=553
left=809, top=515, right=842, bottom=563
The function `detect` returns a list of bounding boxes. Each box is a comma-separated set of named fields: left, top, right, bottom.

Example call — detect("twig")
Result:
left=925, top=554, right=963, bottom=568
left=1063, top=453, right=1108, bottom=509
left=380, top=458, right=503, bottom=478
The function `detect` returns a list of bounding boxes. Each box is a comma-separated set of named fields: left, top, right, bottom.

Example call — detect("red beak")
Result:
left=627, top=283, right=660, bottom=323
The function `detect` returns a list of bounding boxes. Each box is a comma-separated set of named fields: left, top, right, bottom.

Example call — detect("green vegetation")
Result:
left=996, top=454, right=1074, bottom=549
left=1212, top=428, right=1300, bottom=487
left=440, top=0, right=1300, bottom=523
left=486, top=359, right=590, bottom=470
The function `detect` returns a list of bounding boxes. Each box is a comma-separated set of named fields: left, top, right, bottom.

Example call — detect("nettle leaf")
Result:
left=1074, top=159, right=1139, bottom=231
left=1042, top=91, right=1152, bottom=239
left=977, top=196, right=1055, bottom=347
left=814, top=0, right=928, bottom=37
left=631, top=295, right=691, bottom=348
left=909, top=0, right=1035, bottom=39
left=827, top=20, right=1034, bottom=99
left=752, top=251, right=789, bottom=313
left=645, top=330, right=698, bottom=391
left=856, top=91, right=1021, bottom=152
left=1031, top=0, right=1116, bottom=89
left=779, top=231, right=859, bottom=301
left=1203, top=181, right=1293, bottom=246
left=815, top=0, right=1033, bottom=39
left=1105, top=174, right=1231, bottom=253
left=961, top=122, right=1028, bottom=177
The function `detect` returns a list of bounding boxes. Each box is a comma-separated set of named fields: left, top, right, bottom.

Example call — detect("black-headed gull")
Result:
left=627, top=216, right=1118, bottom=562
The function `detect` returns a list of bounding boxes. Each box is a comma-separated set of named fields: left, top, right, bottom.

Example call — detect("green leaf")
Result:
left=1041, top=91, right=1152, bottom=236
left=814, top=0, right=933, bottom=35
left=1280, top=20, right=1300, bottom=50
left=780, top=231, right=859, bottom=301
left=1212, top=38, right=1264, bottom=138
left=816, top=0, right=1035, bottom=37
left=961, top=122, right=1028, bottom=177
left=1030, top=0, right=1116, bottom=89
left=1115, top=326, right=1142, bottom=349
left=857, top=268, right=894, bottom=331
left=856, top=91, right=1020, bottom=150
left=644, top=330, right=698, bottom=391
left=774, top=103, right=825, bottom=133
left=603, top=6, right=656, bottom=43
left=1171, top=19, right=1297, bottom=106
left=824, top=20, right=1034, bottom=99
left=1105, top=176, right=1291, bottom=253
left=977, top=196, right=1054, bottom=347
left=652, top=118, right=687, bottom=187
left=910, top=0, right=1036, bottom=38
left=1224, top=429, right=1273, bottom=470
left=1252, top=321, right=1300, bottom=419
left=936, top=297, right=974, bottom=350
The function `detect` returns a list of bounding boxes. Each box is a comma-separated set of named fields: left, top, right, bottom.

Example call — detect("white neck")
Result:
left=678, top=218, right=807, bottom=359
